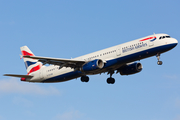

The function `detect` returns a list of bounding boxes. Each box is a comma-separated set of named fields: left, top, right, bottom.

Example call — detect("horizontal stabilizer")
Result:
left=3, top=74, right=33, bottom=78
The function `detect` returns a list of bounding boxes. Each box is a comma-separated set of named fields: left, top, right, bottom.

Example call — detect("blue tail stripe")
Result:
left=24, top=61, right=37, bottom=69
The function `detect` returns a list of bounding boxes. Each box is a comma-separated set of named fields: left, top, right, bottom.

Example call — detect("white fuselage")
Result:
left=27, top=33, right=178, bottom=83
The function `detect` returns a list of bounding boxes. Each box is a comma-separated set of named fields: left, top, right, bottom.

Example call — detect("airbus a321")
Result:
left=4, top=33, right=178, bottom=84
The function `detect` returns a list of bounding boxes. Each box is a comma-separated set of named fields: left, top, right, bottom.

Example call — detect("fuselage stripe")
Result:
left=139, top=36, right=156, bottom=42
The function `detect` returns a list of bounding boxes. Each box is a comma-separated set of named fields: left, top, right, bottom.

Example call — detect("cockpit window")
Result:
left=159, top=36, right=171, bottom=39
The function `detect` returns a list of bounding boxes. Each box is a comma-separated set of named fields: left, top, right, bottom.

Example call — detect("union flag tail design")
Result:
left=20, top=46, right=42, bottom=75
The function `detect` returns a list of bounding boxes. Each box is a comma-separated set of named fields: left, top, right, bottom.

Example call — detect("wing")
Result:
left=23, top=55, right=86, bottom=69
left=3, top=74, right=33, bottom=78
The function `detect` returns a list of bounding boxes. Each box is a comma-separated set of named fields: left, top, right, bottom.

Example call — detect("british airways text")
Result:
left=122, top=42, right=147, bottom=53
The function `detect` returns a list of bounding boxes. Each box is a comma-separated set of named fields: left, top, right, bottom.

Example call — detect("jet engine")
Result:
left=82, top=59, right=104, bottom=71
left=118, top=62, right=143, bottom=75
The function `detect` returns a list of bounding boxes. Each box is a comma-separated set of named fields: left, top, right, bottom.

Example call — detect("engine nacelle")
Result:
left=119, top=62, right=143, bottom=75
left=82, top=59, right=104, bottom=71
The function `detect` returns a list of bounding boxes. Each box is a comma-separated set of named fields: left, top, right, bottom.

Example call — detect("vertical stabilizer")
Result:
left=20, top=46, right=42, bottom=75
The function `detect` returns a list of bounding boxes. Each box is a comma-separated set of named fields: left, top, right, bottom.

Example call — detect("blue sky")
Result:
left=0, top=0, right=180, bottom=120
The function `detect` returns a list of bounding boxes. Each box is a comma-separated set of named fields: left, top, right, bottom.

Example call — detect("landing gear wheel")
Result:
left=81, top=76, right=89, bottom=82
left=107, top=78, right=111, bottom=84
left=157, top=61, right=163, bottom=65
left=111, top=78, right=115, bottom=84
left=107, top=77, right=115, bottom=84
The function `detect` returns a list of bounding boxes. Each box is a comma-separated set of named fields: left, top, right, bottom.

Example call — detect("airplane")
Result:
left=4, top=33, right=178, bottom=84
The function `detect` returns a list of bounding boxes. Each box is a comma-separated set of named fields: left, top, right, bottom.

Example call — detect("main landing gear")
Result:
left=81, top=76, right=89, bottom=82
left=107, top=77, right=115, bottom=84
left=80, top=71, right=116, bottom=84
left=107, top=71, right=115, bottom=84
left=156, top=53, right=163, bottom=65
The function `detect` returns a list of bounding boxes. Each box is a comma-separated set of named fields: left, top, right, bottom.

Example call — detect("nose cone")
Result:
left=166, top=38, right=178, bottom=50
left=173, top=38, right=178, bottom=47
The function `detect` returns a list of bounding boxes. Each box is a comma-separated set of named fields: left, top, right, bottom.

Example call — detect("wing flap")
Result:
left=3, top=74, right=33, bottom=78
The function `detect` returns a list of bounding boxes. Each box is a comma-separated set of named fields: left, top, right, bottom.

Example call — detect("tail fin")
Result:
left=20, top=46, right=42, bottom=75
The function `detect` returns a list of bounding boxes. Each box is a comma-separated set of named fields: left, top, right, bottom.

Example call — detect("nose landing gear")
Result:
left=156, top=53, right=163, bottom=65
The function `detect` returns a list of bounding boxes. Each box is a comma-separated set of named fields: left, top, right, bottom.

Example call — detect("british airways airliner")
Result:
left=4, top=33, right=178, bottom=84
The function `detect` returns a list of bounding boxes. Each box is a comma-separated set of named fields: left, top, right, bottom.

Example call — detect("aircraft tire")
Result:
left=111, top=78, right=115, bottom=84
left=81, top=76, right=89, bottom=82
left=157, top=61, right=163, bottom=65
left=107, top=78, right=115, bottom=84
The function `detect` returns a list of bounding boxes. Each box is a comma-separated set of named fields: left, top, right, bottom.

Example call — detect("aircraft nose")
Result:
left=173, top=38, right=178, bottom=46
left=170, top=38, right=178, bottom=48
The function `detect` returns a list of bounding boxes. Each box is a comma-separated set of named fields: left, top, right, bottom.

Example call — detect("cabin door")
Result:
left=116, top=46, right=121, bottom=56
left=39, top=70, right=44, bottom=79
